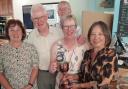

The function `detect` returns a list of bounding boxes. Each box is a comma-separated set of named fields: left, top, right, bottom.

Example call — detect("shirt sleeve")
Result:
left=102, top=48, right=118, bottom=79
left=0, top=47, right=4, bottom=72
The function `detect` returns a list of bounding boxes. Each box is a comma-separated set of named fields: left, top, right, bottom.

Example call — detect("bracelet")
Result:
left=28, top=83, right=33, bottom=87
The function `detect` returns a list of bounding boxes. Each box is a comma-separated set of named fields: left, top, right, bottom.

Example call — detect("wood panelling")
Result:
left=82, top=11, right=113, bottom=38
left=0, top=0, right=13, bottom=16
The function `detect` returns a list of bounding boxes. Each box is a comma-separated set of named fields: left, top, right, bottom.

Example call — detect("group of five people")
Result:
left=0, top=1, right=117, bottom=89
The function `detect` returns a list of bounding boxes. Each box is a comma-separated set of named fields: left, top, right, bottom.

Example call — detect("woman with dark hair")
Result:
left=5, top=19, right=26, bottom=41
left=71, top=21, right=118, bottom=89
left=0, top=19, right=39, bottom=89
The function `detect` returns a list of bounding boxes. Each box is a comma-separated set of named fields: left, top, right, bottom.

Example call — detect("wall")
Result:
left=69, top=0, right=86, bottom=27
left=85, top=0, right=96, bottom=11
left=112, top=0, right=120, bottom=36
left=74, top=0, right=115, bottom=28
left=12, top=0, right=68, bottom=22
left=12, top=0, right=117, bottom=33
left=12, top=0, right=87, bottom=28
left=67, top=0, right=114, bottom=28
left=12, top=0, right=114, bottom=28
left=84, top=0, right=114, bottom=13
left=95, top=0, right=114, bottom=13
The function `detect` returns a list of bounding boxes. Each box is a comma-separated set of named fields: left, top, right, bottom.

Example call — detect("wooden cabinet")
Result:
left=0, top=0, right=13, bottom=16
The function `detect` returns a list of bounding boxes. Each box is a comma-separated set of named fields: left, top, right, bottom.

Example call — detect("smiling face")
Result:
left=31, top=5, right=48, bottom=31
left=58, top=1, right=71, bottom=20
left=62, top=18, right=77, bottom=39
left=90, top=25, right=106, bottom=49
left=9, top=25, right=23, bottom=43
left=88, top=21, right=111, bottom=49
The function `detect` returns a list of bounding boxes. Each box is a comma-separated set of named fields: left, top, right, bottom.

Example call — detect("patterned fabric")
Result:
left=0, top=42, right=39, bottom=89
left=56, top=41, right=86, bottom=74
left=55, top=41, right=86, bottom=89
left=79, top=48, right=118, bottom=89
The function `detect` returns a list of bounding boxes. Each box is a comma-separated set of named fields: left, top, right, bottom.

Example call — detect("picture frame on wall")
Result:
left=43, top=3, right=59, bottom=25
left=22, top=2, right=59, bottom=29
left=47, top=9, right=55, bottom=19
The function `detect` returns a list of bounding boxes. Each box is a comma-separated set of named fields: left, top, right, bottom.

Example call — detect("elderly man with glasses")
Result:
left=26, top=4, right=62, bottom=89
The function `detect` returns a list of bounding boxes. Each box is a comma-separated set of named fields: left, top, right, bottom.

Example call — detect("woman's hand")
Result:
left=98, top=78, right=110, bottom=87
left=70, top=83, right=81, bottom=89
left=65, top=74, right=74, bottom=81
left=65, top=74, right=79, bottom=81
left=77, top=35, right=86, bottom=45
left=71, top=81, right=98, bottom=89
left=21, top=85, right=32, bottom=89
left=90, top=81, right=98, bottom=89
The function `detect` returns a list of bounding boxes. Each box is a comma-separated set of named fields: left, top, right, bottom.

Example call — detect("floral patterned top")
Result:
left=55, top=41, right=87, bottom=89
left=56, top=41, right=86, bottom=74
left=79, top=48, right=118, bottom=89
left=0, top=42, right=39, bottom=89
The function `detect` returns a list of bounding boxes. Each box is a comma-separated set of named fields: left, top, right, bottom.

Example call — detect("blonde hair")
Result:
left=60, top=14, right=77, bottom=29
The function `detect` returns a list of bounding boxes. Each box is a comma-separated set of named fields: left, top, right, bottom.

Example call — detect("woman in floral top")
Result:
left=49, top=15, right=89, bottom=89
left=71, top=21, right=118, bottom=89
left=0, top=19, right=39, bottom=89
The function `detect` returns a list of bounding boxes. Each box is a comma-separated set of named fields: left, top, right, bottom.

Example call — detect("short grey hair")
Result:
left=60, top=14, right=77, bottom=29
left=58, top=1, right=71, bottom=10
left=31, top=3, right=47, bottom=17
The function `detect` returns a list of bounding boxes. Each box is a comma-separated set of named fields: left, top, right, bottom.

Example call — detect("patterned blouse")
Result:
left=55, top=41, right=86, bottom=89
left=79, top=48, right=118, bottom=89
left=56, top=41, right=86, bottom=74
left=0, top=42, right=39, bottom=89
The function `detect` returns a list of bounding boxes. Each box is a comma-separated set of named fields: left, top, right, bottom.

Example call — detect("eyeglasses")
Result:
left=59, top=7, right=70, bottom=11
left=63, top=25, right=76, bottom=30
left=33, top=15, right=46, bottom=22
left=90, top=33, right=104, bottom=36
